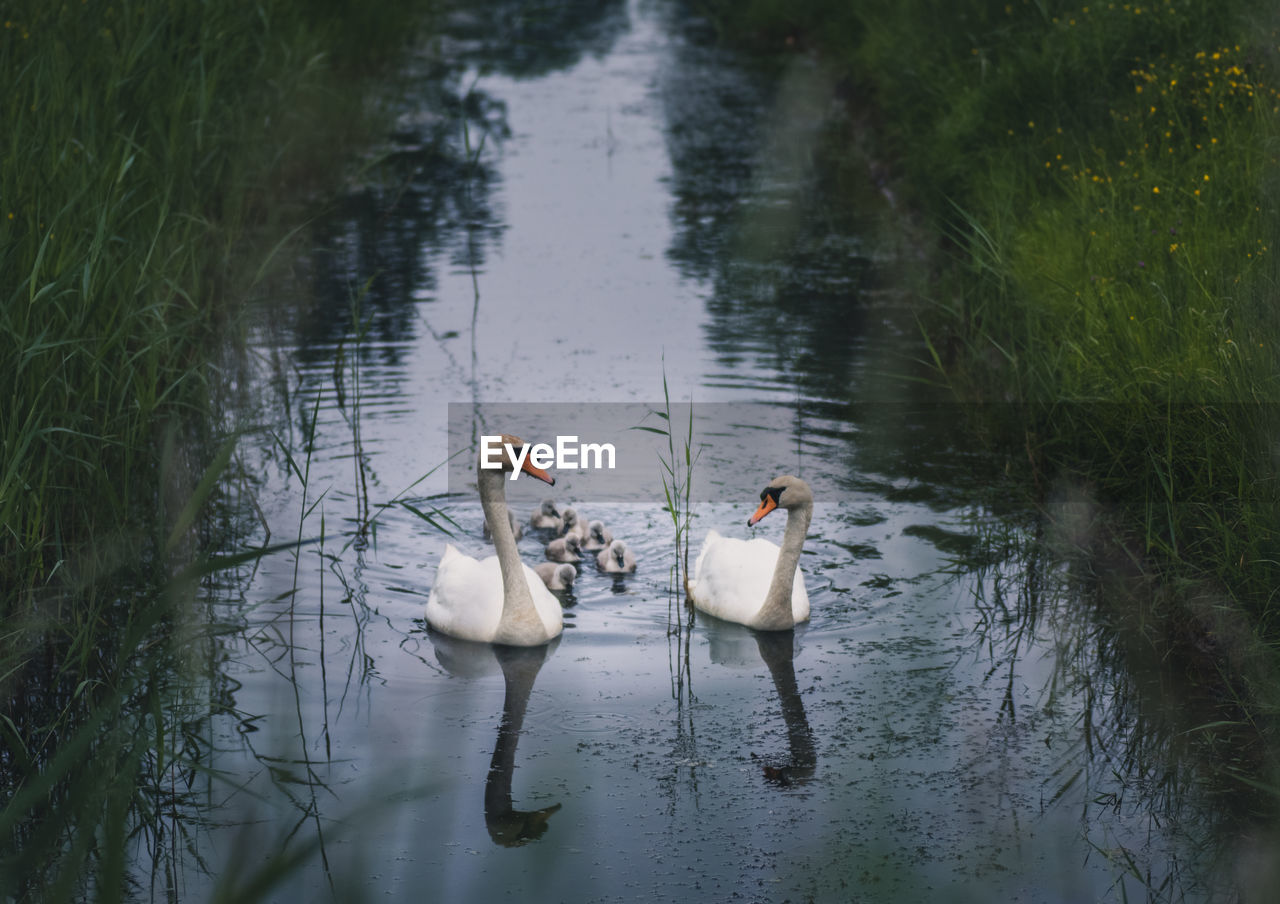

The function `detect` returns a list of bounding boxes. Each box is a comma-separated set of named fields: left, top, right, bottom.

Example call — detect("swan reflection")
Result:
left=703, top=619, right=817, bottom=786
left=429, top=632, right=563, bottom=846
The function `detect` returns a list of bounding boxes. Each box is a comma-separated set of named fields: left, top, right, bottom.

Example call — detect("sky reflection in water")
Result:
left=200, top=1, right=1258, bottom=901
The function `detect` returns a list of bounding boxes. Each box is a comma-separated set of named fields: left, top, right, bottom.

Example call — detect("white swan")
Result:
left=533, top=562, right=576, bottom=591
left=425, top=434, right=564, bottom=646
left=688, top=475, right=812, bottom=631
left=545, top=533, right=582, bottom=563
left=483, top=509, right=523, bottom=542
left=582, top=519, right=612, bottom=551
left=530, top=499, right=562, bottom=532
left=596, top=539, right=636, bottom=573
left=559, top=507, right=589, bottom=543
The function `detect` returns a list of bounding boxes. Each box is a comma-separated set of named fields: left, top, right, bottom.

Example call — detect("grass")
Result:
left=654, top=367, right=700, bottom=593
left=0, top=0, right=430, bottom=897
left=699, top=0, right=1280, bottom=678
left=634, top=364, right=701, bottom=711
left=0, top=0, right=428, bottom=601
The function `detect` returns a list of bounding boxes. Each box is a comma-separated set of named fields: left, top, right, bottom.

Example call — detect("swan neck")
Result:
left=758, top=502, right=811, bottom=629
left=478, top=469, right=540, bottom=640
left=756, top=631, right=816, bottom=772
left=485, top=654, right=536, bottom=814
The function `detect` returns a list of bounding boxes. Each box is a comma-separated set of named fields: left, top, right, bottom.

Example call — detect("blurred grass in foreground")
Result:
left=0, top=0, right=428, bottom=897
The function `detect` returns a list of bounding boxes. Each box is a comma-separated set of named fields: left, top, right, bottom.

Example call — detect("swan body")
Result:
left=428, top=546, right=563, bottom=644
left=545, top=534, right=582, bottom=563
left=426, top=435, right=563, bottom=646
left=559, top=507, right=589, bottom=543
left=688, top=475, right=812, bottom=631
left=533, top=562, right=576, bottom=590
left=689, top=531, right=809, bottom=627
left=483, top=509, right=523, bottom=542
left=582, top=520, right=612, bottom=551
left=531, top=499, right=562, bottom=532
left=596, top=539, right=636, bottom=573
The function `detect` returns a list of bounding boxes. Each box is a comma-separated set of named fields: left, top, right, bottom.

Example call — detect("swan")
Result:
left=483, top=509, right=523, bottom=542
left=582, top=519, right=612, bottom=551
left=531, top=499, right=562, bottom=532
left=533, top=562, right=576, bottom=591
left=545, top=533, right=582, bottom=563
left=425, top=435, right=563, bottom=646
left=687, top=475, right=812, bottom=631
left=596, top=539, right=636, bottom=573
left=559, top=507, right=589, bottom=543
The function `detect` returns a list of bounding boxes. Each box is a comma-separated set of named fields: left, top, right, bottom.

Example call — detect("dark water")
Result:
left=173, top=1, right=1277, bottom=900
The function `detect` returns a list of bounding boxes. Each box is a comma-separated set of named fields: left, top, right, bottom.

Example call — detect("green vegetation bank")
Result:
left=706, top=0, right=1280, bottom=707
left=0, top=0, right=424, bottom=895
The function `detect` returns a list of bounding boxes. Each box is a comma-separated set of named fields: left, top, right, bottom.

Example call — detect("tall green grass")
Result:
left=0, top=0, right=427, bottom=897
left=0, top=0, right=427, bottom=601
left=904, top=3, right=1280, bottom=615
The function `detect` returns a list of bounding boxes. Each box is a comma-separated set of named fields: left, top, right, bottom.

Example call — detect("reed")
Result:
left=0, top=0, right=425, bottom=603
left=0, top=0, right=426, bottom=897
left=633, top=365, right=702, bottom=713
left=635, top=363, right=700, bottom=599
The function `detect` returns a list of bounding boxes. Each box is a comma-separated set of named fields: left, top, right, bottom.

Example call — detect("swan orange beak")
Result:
left=747, top=494, right=777, bottom=526
left=521, top=458, right=555, bottom=486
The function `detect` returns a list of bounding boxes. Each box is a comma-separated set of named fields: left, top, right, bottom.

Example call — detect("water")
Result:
left=176, top=1, right=1273, bottom=900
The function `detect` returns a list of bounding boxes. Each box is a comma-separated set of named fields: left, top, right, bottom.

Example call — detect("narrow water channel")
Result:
left=174, top=1, right=1272, bottom=900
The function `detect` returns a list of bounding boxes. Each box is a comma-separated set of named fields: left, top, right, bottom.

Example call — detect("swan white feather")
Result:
left=427, top=546, right=563, bottom=643
left=687, top=530, right=809, bottom=626
left=688, top=475, right=813, bottom=631
left=425, top=434, right=563, bottom=646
